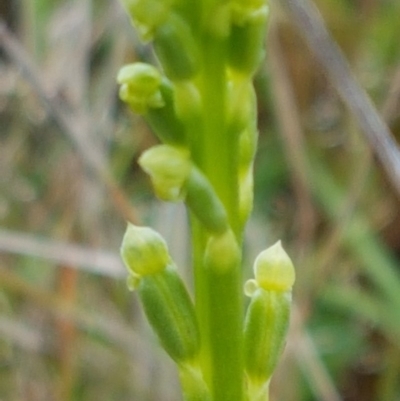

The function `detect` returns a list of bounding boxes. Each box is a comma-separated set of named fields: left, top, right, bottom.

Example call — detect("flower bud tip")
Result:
left=254, top=241, right=295, bottom=292
left=120, top=223, right=170, bottom=277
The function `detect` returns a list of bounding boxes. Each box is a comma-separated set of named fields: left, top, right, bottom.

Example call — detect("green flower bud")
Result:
left=254, top=241, right=295, bottom=292
left=174, top=82, right=202, bottom=124
left=154, top=14, right=199, bottom=81
left=120, top=0, right=173, bottom=41
left=139, top=145, right=191, bottom=201
left=146, top=79, right=187, bottom=145
left=244, top=287, right=291, bottom=384
left=228, top=6, right=268, bottom=77
left=138, top=265, right=200, bottom=363
left=186, top=168, right=229, bottom=235
left=117, top=63, right=163, bottom=114
left=204, top=229, right=240, bottom=274
left=120, top=223, right=170, bottom=277
left=227, top=81, right=257, bottom=139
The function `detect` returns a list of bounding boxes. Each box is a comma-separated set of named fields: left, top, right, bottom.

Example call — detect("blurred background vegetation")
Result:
left=1, top=0, right=400, bottom=400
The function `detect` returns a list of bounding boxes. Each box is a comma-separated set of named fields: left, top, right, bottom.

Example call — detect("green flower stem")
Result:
left=116, top=2, right=289, bottom=400
left=190, top=11, right=244, bottom=401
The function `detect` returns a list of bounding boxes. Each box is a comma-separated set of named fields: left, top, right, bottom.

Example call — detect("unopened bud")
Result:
left=120, top=0, right=172, bottom=41
left=154, top=14, right=199, bottom=81
left=117, top=63, right=163, bottom=114
left=120, top=223, right=170, bottom=277
left=139, top=145, right=191, bottom=201
left=204, top=229, right=240, bottom=274
left=229, top=5, right=268, bottom=77
left=253, top=241, right=295, bottom=292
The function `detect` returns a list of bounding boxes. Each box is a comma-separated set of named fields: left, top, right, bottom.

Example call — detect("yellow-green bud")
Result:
left=174, top=82, right=202, bottom=123
left=120, top=223, right=170, bottom=277
left=139, top=145, right=191, bottom=201
left=227, top=82, right=257, bottom=139
left=117, top=63, right=163, bottom=114
left=228, top=5, right=268, bottom=77
left=154, top=14, right=199, bottom=81
left=243, top=241, right=295, bottom=385
left=254, top=241, right=295, bottom=292
left=204, top=229, right=240, bottom=274
left=120, top=0, right=173, bottom=41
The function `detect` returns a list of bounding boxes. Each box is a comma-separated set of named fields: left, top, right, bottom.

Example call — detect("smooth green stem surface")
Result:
left=190, top=12, right=244, bottom=401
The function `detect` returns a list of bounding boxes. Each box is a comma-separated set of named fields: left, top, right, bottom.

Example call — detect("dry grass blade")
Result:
left=290, top=306, right=343, bottom=401
left=0, top=265, right=144, bottom=355
left=0, top=19, right=138, bottom=224
left=267, top=17, right=316, bottom=258
left=0, top=229, right=125, bottom=278
left=275, top=0, right=400, bottom=198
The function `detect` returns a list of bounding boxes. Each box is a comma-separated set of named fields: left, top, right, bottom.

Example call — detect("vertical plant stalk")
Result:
left=117, top=1, right=295, bottom=401
left=190, top=4, right=243, bottom=400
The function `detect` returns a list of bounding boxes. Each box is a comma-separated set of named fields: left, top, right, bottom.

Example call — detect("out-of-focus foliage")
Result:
left=1, top=0, right=400, bottom=400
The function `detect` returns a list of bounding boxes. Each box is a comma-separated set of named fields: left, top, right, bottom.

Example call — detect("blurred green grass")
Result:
left=1, top=0, right=400, bottom=400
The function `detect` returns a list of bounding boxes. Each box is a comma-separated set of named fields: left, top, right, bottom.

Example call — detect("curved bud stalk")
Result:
left=244, top=242, right=295, bottom=397
left=138, top=265, right=200, bottom=363
left=117, top=63, right=164, bottom=114
left=139, top=144, right=191, bottom=201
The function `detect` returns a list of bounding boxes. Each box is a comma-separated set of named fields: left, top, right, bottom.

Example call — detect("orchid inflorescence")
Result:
left=118, top=1, right=295, bottom=400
